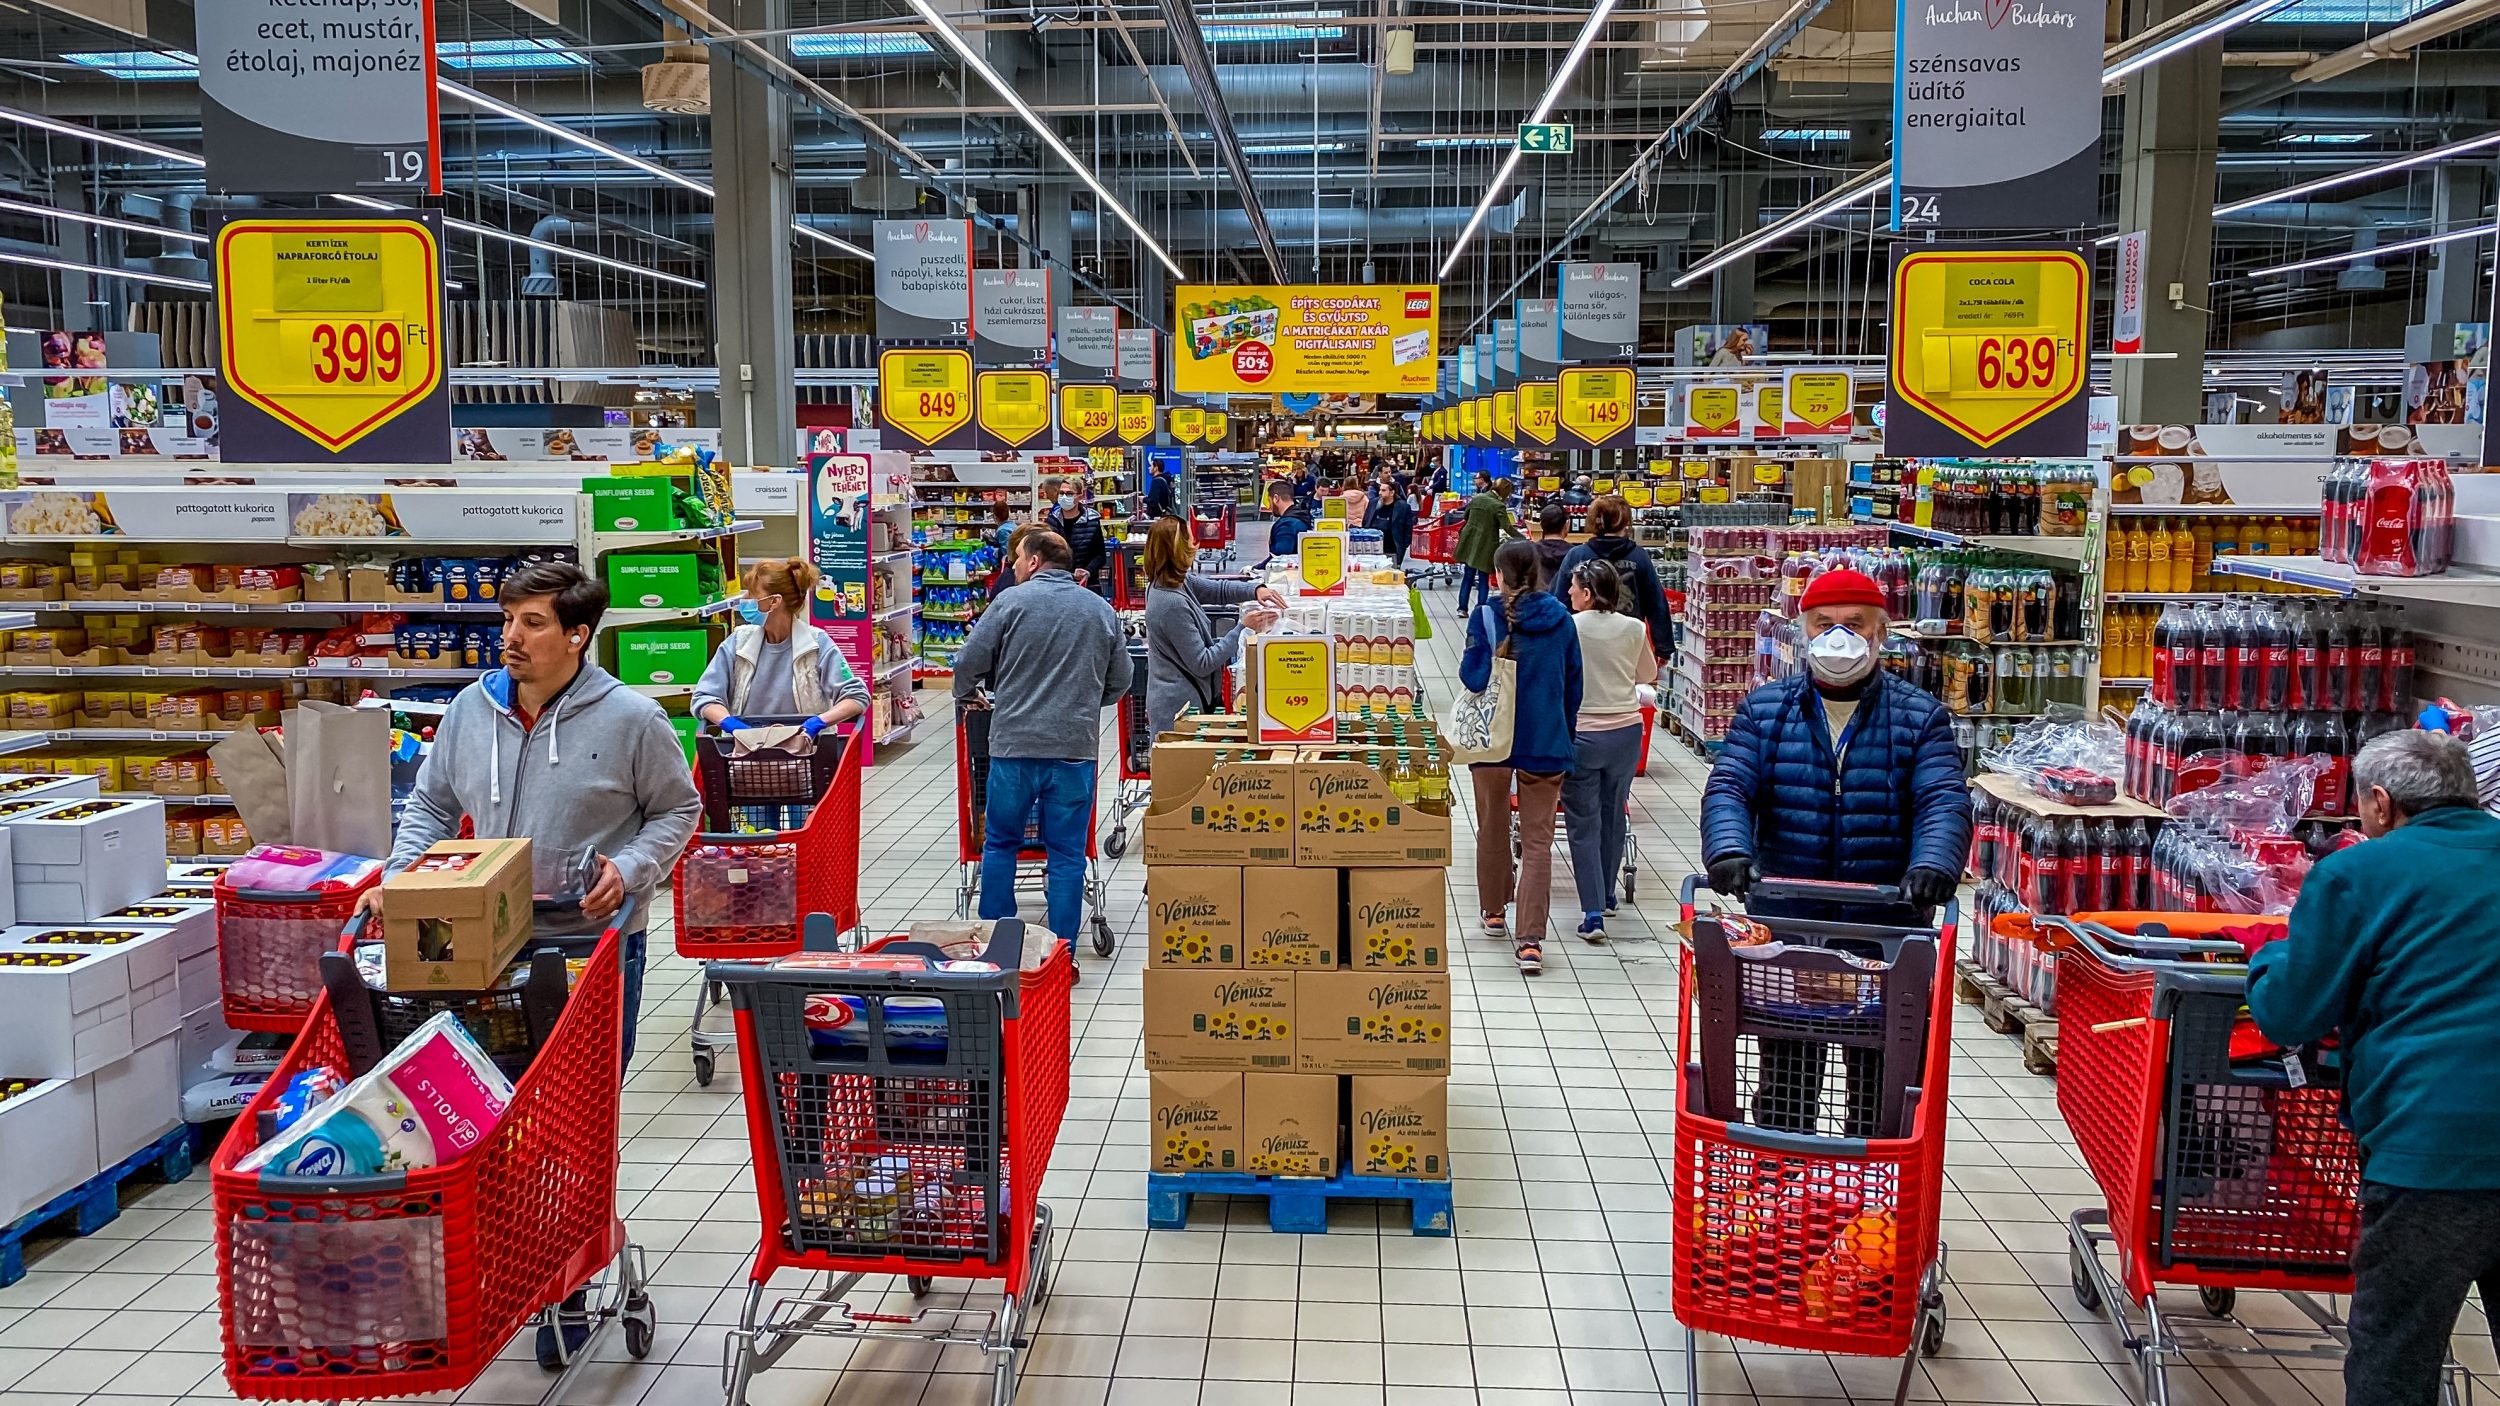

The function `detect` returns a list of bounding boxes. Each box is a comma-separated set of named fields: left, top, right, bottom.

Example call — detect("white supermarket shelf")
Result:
left=5, top=728, right=237, bottom=743
left=0, top=731, right=47, bottom=756
left=106, top=791, right=234, bottom=806
left=624, top=683, right=691, bottom=698
left=27, top=598, right=506, bottom=615
left=2212, top=554, right=2500, bottom=604
left=603, top=595, right=745, bottom=628
left=0, top=663, right=483, bottom=681
left=2108, top=504, right=2321, bottom=516
left=591, top=520, right=764, bottom=551
left=2102, top=592, right=2236, bottom=603
left=2100, top=677, right=2151, bottom=688
left=0, top=611, right=30, bottom=631
left=1885, top=522, right=2089, bottom=560
left=874, top=658, right=915, bottom=683
left=875, top=602, right=917, bottom=624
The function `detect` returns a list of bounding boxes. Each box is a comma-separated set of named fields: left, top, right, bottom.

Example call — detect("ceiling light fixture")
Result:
left=2276, top=132, right=2371, bottom=144
left=61, top=50, right=196, bottom=80
left=2217, top=128, right=2500, bottom=214
left=0, top=249, right=208, bottom=290
left=1669, top=169, right=1886, bottom=288
left=901, top=0, right=1185, bottom=279
left=0, top=102, right=202, bottom=166
left=0, top=196, right=207, bottom=244
left=2103, top=0, right=2298, bottom=82
left=436, top=38, right=590, bottom=71
left=2247, top=219, right=2497, bottom=278
left=331, top=193, right=706, bottom=289
left=1437, top=0, right=1621, bottom=279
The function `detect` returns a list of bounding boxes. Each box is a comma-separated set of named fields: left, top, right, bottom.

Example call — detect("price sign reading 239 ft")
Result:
left=1887, top=245, right=2089, bottom=455
left=215, top=218, right=444, bottom=453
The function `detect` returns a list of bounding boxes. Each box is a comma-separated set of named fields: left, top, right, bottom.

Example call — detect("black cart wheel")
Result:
left=2070, top=1245, right=2103, bottom=1312
left=1092, top=915, right=1115, bottom=957
left=909, top=1276, right=934, bottom=1296
left=1622, top=867, right=1638, bottom=901
left=1920, top=1307, right=1947, bottom=1356
left=2199, top=1286, right=2236, bottom=1319
left=692, top=1051, right=716, bottom=1087
left=1103, top=827, right=1129, bottom=859
left=623, top=1295, right=656, bottom=1359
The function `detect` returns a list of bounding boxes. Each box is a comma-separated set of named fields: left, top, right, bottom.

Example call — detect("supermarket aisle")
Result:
left=0, top=592, right=2492, bottom=1406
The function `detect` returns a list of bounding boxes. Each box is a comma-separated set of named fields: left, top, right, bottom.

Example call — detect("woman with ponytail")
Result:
left=691, top=556, right=871, bottom=740
left=1459, top=538, right=1582, bottom=973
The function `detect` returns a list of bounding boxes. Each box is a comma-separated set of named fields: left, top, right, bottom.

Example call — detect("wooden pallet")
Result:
left=1147, top=1170, right=1454, bottom=1236
left=2018, top=1008, right=2060, bottom=1074
left=0, top=1124, right=195, bottom=1288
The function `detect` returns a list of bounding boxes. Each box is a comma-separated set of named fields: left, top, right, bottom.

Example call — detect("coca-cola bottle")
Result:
left=2151, top=603, right=2181, bottom=707
left=2234, top=709, right=2287, bottom=766
left=1969, top=790, right=1996, bottom=880
left=2310, top=710, right=2351, bottom=816
left=2216, top=599, right=2257, bottom=710
left=2320, top=459, right=2356, bottom=565
left=2290, top=599, right=2325, bottom=710
left=2176, top=710, right=2226, bottom=800
left=2061, top=817, right=2095, bottom=917
left=2191, top=602, right=2227, bottom=712
left=2122, top=817, right=2154, bottom=910
left=2384, top=615, right=2415, bottom=717
left=2029, top=814, right=2065, bottom=915
left=2352, top=601, right=2385, bottom=719
left=2256, top=600, right=2292, bottom=712
left=2322, top=601, right=2353, bottom=711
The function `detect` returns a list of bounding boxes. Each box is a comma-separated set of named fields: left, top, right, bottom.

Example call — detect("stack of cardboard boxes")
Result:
left=1141, top=726, right=1457, bottom=1190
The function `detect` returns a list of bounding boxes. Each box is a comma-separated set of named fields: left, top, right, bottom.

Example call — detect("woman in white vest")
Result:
left=691, top=557, right=871, bottom=739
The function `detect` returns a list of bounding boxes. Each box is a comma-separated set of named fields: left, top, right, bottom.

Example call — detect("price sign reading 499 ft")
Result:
left=1885, top=244, right=2089, bottom=458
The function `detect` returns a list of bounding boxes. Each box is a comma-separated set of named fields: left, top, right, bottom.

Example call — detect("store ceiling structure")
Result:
left=0, top=0, right=2492, bottom=356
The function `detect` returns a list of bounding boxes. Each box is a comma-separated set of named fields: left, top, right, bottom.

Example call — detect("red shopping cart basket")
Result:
left=211, top=903, right=647, bottom=1399
left=954, top=702, right=1113, bottom=955
left=709, top=919, right=1071, bottom=1406
left=1191, top=505, right=1234, bottom=551
left=215, top=865, right=382, bottom=1032
left=674, top=723, right=862, bottom=959
left=1670, top=877, right=1955, bottom=1394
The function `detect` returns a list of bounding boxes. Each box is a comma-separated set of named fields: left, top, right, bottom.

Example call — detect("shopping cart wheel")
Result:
left=1104, top=825, right=1129, bottom=859
left=623, top=1294, right=656, bottom=1359
left=1092, top=912, right=1115, bottom=957
left=1920, top=1301, right=1948, bottom=1356
left=909, top=1276, right=935, bottom=1296
left=693, top=1050, right=717, bottom=1087
left=2197, top=1287, right=2236, bottom=1319
left=2070, top=1243, right=2103, bottom=1312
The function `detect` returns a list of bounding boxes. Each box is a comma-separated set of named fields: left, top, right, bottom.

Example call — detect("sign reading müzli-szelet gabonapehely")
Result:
left=196, top=0, right=441, bottom=196
left=873, top=219, right=973, bottom=342
left=1058, top=306, right=1120, bottom=383
left=1893, top=0, right=2102, bottom=231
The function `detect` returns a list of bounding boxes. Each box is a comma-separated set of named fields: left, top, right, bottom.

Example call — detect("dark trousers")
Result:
left=1457, top=565, right=1489, bottom=616
left=2348, top=1183, right=2500, bottom=1406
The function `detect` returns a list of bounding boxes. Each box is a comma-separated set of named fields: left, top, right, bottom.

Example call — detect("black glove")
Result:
left=1901, top=867, right=1959, bottom=909
left=1706, top=856, right=1756, bottom=899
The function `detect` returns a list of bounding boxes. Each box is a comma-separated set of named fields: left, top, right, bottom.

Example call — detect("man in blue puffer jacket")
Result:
left=1700, top=566, right=1971, bottom=1134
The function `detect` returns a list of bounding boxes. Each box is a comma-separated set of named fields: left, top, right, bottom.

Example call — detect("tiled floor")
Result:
left=3, top=596, right=2494, bottom=1406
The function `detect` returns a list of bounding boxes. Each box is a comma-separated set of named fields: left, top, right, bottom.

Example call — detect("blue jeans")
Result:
left=980, top=756, right=1094, bottom=951
left=1457, top=565, right=1488, bottom=616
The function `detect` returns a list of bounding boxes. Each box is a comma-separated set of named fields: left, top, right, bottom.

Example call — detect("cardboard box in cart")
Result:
left=381, top=838, right=534, bottom=990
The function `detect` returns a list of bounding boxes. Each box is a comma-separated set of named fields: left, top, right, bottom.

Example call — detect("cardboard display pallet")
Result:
left=0, top=1123, right=193, bottom=1288
left=1147, top=1169, right=1454, bottom=1237
left=1954, top=959, right=2058, bottom=1074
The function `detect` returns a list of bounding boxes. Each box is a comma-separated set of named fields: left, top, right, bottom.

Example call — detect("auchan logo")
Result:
left=1404, top=291, right=1434, bottom=318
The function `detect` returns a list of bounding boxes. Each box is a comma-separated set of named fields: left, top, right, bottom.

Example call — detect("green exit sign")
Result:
left=1517, top=123, right=1574, bottom=155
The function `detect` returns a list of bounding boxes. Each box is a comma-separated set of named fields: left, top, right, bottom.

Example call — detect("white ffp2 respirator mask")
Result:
left=1805, top=625, right=1875, bottom=687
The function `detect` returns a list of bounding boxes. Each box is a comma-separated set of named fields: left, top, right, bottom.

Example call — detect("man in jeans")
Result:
left=2248, top=730, right=2500, bottom=1406
left=951, top=529, right=1130, bottom=964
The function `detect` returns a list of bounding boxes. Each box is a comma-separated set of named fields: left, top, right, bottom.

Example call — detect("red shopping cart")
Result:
left=1106, top=640, right=1151, bottom=859
left=1191, top=503, right=1235, bottom=561
left=673, top=721, right=864, bottom=1085
left=214, top=864, right=383, bottom=1032
left=709, top=917, right=1072, bottom=1406
left=2048, top=916, right=2470, bottom=1406
left=1671, top=877, right=1955, bottom=1406
left=211, top=898, right=651, bottom=1400
left=954, top=701, right=1114, bottom=955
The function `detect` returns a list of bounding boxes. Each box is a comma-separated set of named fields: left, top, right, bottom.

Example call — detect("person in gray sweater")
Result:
left=1141, top=516, right=1283, bottom=737
left=951, top=529, right=1131, bottom=959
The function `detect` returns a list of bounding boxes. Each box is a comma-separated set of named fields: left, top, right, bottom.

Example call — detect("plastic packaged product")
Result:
left=184, top=1073, right=271, bottom=1123
left=2350, top=458, right=2455, bottom=578
left=272, top=1067, right=345, bottom=1134
left=801, top=992, right=952, bottom=1060
left=211, top=1031, right=294, bottom=1074
left=236, top=1011, right=517, bottom=1177
left=224, top=844, right=385, bottom=893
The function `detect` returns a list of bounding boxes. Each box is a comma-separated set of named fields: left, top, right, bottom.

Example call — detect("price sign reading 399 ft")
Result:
left=1886, top=244, right=2089, bottom=458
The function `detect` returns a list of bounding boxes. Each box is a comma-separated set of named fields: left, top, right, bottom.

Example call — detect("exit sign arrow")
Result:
left=1517, top=122, right=1574, bottom=155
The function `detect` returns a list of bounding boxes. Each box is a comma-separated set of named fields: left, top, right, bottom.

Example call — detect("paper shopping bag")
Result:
left=286, top=701, right=392, bottom=860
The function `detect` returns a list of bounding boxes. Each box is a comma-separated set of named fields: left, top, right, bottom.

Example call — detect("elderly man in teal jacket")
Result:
left=2247, top=729, right=2500, bottom=1406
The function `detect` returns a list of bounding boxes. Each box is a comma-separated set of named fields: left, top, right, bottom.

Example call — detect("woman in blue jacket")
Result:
left=1461, top=538, right=1582, bottom=974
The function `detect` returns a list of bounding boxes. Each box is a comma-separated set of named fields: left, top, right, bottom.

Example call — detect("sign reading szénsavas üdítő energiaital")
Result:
left=1173, top=285, right=1437, bottom=395
left=1893, top=0, right=2102, bottom=232
left=197, top=0, right=440, bottom=196
left=874, top=219, right=973, bottom=341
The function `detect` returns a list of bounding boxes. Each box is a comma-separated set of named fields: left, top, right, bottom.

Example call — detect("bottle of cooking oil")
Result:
left=1388, top=750, right=1420, bottom=806
left=1417, top=749, right=1452, bottom=815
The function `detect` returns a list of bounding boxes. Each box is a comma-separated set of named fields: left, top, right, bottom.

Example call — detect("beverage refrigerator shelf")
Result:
left=602, top=595, right=747, bottom=628
left=2108, top=504, right=2322, bottom=517
left=1884, top=522, right=2091, bottom=561
left=589, top=520, right=764, bottom=551
left=4, top=728, right=241, bottom=743
left=1971, top=769, right=2167, bottom=820
left=2213, top=554, right=2500, bottom=604
left=2102, top=592, right=2236, bottom=604
left=0, top=663, right=483, bottom=681
left=105, top=792, right=234, bottom=806
left=2099, top=677, right=2152, bottom=688
left=26, top=599, right=509, bottom=615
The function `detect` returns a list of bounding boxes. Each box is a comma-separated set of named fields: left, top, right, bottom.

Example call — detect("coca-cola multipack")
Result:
left=2322, top=456, right=2454, bottom=577
left=1968, top=791, right=2157, bottom=919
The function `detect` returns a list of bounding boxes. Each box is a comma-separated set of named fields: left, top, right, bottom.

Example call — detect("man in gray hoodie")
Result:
left=364, top=561, right=701, bottom=1060
left=952, top=529, right=1130, bottom=961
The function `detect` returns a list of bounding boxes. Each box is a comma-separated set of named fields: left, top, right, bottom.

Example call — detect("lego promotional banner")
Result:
left=1172, top=285, right=1439, bottom=395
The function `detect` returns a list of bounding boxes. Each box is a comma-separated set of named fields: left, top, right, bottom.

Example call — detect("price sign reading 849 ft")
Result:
left=1886, top=244, right=2089, bottom=457
left=880, top=347, right=976, bottom=449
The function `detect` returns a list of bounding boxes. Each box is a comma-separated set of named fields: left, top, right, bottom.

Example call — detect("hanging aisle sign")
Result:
left=878, top=346, right=975, bottom=449
left=874, top=220, right=974, bottom=342
left=1057, top=306, right=1119, bottom=382
left=1058, top=384, right=1117, bottom=446
left=1892, top=0, right=2102, bottom=231
left=1168, top=406, right=1206, bottom=445
left=1685, top=383, right=1744, bottom=440
left=1173, top=285, right=1438, bottom=395
left=215, top=210, right=448, bottom=462
left=975, top=369, right=1052, bottom=448
left=2112, top=230, right=2149, bottom=355
left=1517, top=298, right=1560, bottom=380
left=1116, top=394, right=1157, bottom=443
left=198, top=0, right=440, bottom=196
left=1556, top=367, right=1635, bottom=450
left=1782, top=368, right=1856, bottom=438
left=972, top=268, right=1050, bottom=367
left=1886, top=243, right=2089, bottom=455
left=1115, top=326, right=1161, bottom=392
left=1558, top=264, right=1642, bottom=362
left=1518, top=382, right=1558, bottom=445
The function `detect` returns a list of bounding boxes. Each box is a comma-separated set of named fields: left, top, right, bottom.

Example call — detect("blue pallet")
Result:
left=0, top=1125, right=196, bottom=1288
left=1148, top=1170, right=1454, bottom=1236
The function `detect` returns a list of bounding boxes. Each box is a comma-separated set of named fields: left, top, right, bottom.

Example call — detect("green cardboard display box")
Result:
left=617, top=628, right=711, bottom=686
left=583, top=478, right=683, bottom=533
left=605, top=552, right=716, bottom=609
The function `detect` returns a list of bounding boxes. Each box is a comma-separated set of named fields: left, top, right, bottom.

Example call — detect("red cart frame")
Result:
left=953, top=707, right=1113, bottom=955
left=214, top=868, right=381, bottom=1032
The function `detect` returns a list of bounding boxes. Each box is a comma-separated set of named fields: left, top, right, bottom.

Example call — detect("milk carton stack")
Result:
left=1139, top=721, right=1455, bottom=1202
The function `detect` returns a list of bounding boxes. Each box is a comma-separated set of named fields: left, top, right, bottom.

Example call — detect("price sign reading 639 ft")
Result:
left=1886, top=244, right=2089, bottom=457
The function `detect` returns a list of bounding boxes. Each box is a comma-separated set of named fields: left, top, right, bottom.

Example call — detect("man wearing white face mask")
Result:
left=1043, top=476, right=1109, bottom=596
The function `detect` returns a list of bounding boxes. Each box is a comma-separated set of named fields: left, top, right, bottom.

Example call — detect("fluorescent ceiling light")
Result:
left=794, top=224, right=877, bottom=261
left=2248, top=220, right=2496, bottom=277
left=2277, top=132, right=2372, bottom=144
left=1244, top=140, right=1350, bottom=156
left=1760, top=127, right=1849, bottom=142
left=0, top=102, right=202, bottom=166
left=2259, top=0, right=2441, bottom=20
left=1437, top=0, right=1622, bottom=279
left=1203, top=10, right=1348, bottom=41
left=0, top=196, right=207, bottom=244
left=901, top=0, right=1184, bottom=279
left=1414, top=137, right=1509, bottom=148
left=2104, top=0, right=2298, bottom=82
left=437, top=38, right=589, bottom=70
left=1669, top=171, right=1885, bottom=288
left=2217, top=128, right=2500, bottom=214
left=62, top=50, right=196, bottom=80
left=0, top=249, right=207, bottom=290
left=789, top=32, right=934, bottom=58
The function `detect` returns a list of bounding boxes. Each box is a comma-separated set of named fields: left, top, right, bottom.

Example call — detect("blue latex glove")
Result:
left=716, top=715, right=749, bottom=733
left=801, top=716, right=828, bottom=738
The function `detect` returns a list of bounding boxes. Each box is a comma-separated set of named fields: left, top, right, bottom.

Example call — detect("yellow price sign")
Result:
left=1116, top=394, right=1157, bottom=443
left=879, top=347, right=975, bottom=448
left=1204, top=410, right=1229, bottom=443
left=1753, top=463, right=1787, bottom=485
left=1680, top=459, right=1710, bottom=479
left=1754, top=383, right=1784, bottom=434
left=975, top=369, right=1051, bottom=447
left=1658, top=482, right=1684, bottom=504
left=215, top=217, right=445, bottom=453
left=1686, top=382, right=1742, bottom=438
left=1493, top=391, right=1517, bottom=444
left=1593, top=479, right=1616, bottom=493
left=1517, top=381, right=1557, bottom=445
left=1254, top=637, right=1336, bottom=743
left=1557, top=367, right=1634, bottom=449
left=1621, top=484, right=1653, bottom=507
left=1537, top=476, right=1562, bottom=493
left=1456, top=400, right=1476, bottom=443
left=1298, top=529, right=1347, bottom=595
left=1059, top=383, right=1117, bottom=443
left=1783, top=369, right=1854, bottom=435
left=1425, top=409, right=1441, bottom=441
left=1320, top=497, right=1349, bottom=520
left=1169, top=406, right=1205, bottom=444
left=1889, top=247, right=2088, bottom=449
left=1699, top=486, right=1732, bottom=504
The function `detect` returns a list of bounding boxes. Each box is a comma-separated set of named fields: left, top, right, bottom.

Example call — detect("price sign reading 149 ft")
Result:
left=1556, top=366, right=1636, bottom=451
left=1887, top=244, right=2090, bottom=457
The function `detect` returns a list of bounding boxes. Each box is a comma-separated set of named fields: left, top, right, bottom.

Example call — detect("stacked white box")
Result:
left=88, top=1032, right=180, bottom=1165
left=5, top=926, right=181, bottom=1043
left=167, top=862, right=230, bottom=884
left=9, top=798, right=168, bottom=922
left=0, top=943, right=132, bottom=1078
left=0, top=1078, right=100, bottom=1226
left=0, top=774, right=100, bottom=806
left=103, top=898, right=217, bottom=1014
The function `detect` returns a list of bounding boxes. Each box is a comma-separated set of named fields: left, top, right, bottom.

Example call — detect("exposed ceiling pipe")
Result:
left=1096, top=0, right=1205, bottom=178
left=2293, top=0, right=2500, bottom=83
left=1151, top=0, right=1287, bottom=279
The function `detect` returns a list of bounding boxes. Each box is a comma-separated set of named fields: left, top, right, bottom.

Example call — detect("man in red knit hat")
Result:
left=1699, top=564, right=1970, bottom=1134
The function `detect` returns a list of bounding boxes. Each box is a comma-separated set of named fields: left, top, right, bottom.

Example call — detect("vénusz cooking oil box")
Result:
left=1295, top=970, right=1451, bottom=1076
left=1242, top=865, right=1337, bottom=968
left=1351, top=1076, right=1448, bottom=1180
left=1293, top=749, right=1451, bottom=867
left=1147, top=865, right=1242, bottom=968
left=1243, top=1073, right=1338, bottom=1176
left=1347, top=868, right=1445, bottom=969
left=1142, top=743, right=1295, bottom=866
left=1142, top=968, right=1297, bottom=1071
left=1151, top=1071, right=1244, bottom=1172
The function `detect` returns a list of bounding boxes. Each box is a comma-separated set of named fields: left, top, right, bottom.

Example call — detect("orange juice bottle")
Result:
left=2122, top=521, right=2151, bottom=594
left=2168, top=519, right=2196, bottom=593
left=2191, top=519, right=2215, bottom=591
left=2147, top=518, right=2172, bottom=595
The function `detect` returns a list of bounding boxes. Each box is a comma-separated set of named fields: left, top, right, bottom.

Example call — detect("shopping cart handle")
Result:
left=1748, top=877, right=1905, bottom=908
left=1723, top=1122, right=1869, bottom=1159
left=2041, top=916, right=2246, bottom=961
left=255, top=1168, right=409, bottom=1196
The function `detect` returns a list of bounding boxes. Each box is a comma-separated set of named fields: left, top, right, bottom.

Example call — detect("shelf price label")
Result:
left=1557, top=367, right=1635, bottom=450
left=215, top=215, right=447, bottom=459
left=1886, top=245, right=2090, bottom=456
left=1493, top=391, right=1518, bottom=444
left=975, top=369, right=1051, bottom=448
left=1753, top=383, right=1784, bottom=437
left=1537, top=475, right=1562, bottom=493
left=1517, top=381, right=1557, bottom=445
left=1058, top=383, right=1117, bottom=445
left=1297, top=529, right=1347, bottom=596
left=1169, top=406, right=1205, bottom=444
left=1204, top=411, right=1229, bottom=444
left=1116, top=394, right=1157, bottom=443
left=1622, top=484, right=1653, bottom=507
left=1782, top=368, right=1855, bottom=438
left=1685, top=382, right=1742, bottom=440
left=879, top=347, right=976, bottom=449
